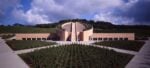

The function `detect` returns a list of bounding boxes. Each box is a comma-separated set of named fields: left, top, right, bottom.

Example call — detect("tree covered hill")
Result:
left=0, top=19, right=150, bottom=38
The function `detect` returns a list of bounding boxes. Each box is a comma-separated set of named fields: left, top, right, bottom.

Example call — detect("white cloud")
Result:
left=93, top=12, right=134, bottom=25
left=12, top=0, right=80, bottom=24
left=120, top=0, right=139, bottom=11
left=11, top=0, right=140, bottom=25
left=25, top=9, right=50, bottom=24
left=12, top=8, right=50, bottom=24
left=61, top=0, right=125, bottom=14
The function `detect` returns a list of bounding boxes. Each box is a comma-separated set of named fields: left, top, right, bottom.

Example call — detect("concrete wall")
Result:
left=61, top=22, right=85, bottom=32
left=15, top=33, right=50, bottom=40
left=82, top=28, right=93, bottom=41
left=91, top=33, right=135, bottom=40
left=59, top=22, right=93, bottom=41
left=71, top=23, right=76, bottom=41
left=63, top=31, right=70, bottom=41
left=61, top=22, right=72, bottom=32
left=57, top=29, right=71, bottom=41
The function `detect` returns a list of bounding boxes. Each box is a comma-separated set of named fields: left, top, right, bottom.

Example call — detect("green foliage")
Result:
left=6, top=40, right=56, bottom=50
left=1, top=19, right=150, bottom=37
left=35, top=23, right=59, bottom=28
left=0, top=26, right=56, bottom=33
left=37, top=19, right=150, bottom=37
left=94, top=41, right=145, bottom=51
left=20, top=44, right=133, bottom=68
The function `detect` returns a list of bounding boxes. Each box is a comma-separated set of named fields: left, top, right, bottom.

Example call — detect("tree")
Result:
left=13, top=23, right=24, bottom=26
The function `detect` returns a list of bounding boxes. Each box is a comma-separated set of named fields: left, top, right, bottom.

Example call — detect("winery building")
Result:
left=15, top=21, right=135, bottom=41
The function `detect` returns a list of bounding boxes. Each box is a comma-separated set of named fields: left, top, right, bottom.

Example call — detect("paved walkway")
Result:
left=0, top=38, right=29, bottom=68
left=89, top=45, right=137, bottom=55
left=55, top=41, right=95, bottom=45
left=126, top=39, right=150, bottom=68
left=15, top=45, right=59, bottom=54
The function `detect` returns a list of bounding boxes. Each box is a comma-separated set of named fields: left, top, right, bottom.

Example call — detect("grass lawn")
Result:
left=94, top=41, right=145, bottom=51
left=20, top=44, right=133, bottom=68
left=6, top=40, right=56, bottom=50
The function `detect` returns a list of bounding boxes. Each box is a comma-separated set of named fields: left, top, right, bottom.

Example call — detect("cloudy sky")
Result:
left=0, top=0, right=150, bottom=25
